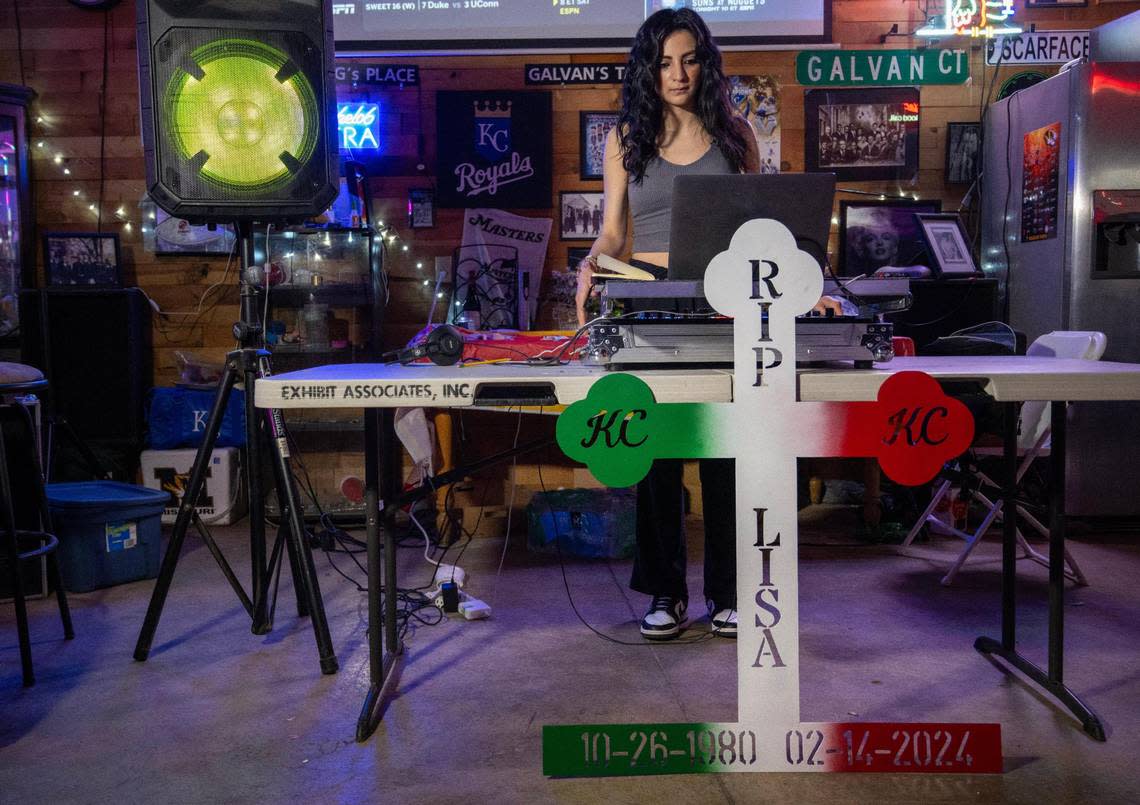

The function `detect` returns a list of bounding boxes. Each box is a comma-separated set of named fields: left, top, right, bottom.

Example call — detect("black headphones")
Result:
left=390, top=324, right=465, bottom=366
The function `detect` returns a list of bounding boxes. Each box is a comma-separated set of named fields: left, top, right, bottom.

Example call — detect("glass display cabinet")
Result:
left=0, top=84, right=34, bottom=356
left=253, top=225, right=384, bottom=520
left=253, top=226, right=383, bottom=368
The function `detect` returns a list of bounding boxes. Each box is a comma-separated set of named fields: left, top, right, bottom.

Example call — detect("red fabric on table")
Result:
left=403, top=328, right=916, bottom=363
left=405, top=325, right=583, bottom=363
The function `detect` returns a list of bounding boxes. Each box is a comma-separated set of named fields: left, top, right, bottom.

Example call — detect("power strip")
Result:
left=432, top=563, right=466, bottom=589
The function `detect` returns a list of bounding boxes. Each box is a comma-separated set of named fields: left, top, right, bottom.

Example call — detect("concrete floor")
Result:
left=2, top=505, right=1139, bottom=803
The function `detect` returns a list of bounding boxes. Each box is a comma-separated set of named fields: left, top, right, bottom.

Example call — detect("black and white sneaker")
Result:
left=640, top=596, right=687, bottom=640
left=709, top=603, right=738, bottom=638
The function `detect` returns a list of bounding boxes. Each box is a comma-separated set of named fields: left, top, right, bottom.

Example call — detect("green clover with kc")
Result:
left=556, top=373, right=721, bottom=488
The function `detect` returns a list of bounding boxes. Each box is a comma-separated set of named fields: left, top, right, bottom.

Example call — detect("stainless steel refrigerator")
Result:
left=982, top=11, right=1140, bottom=516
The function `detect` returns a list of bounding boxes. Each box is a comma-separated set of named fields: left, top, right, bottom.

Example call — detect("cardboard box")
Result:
left=140, top=448, right=246, bottom=525
left=506, top=464, right=574, bottom=488
left=268, top=450, right=366, bottom=518
left=438, top=505, right=511, bottom=540
left=682, top=460, right=702, bottom=517
left=572, top=467, right=606, bottom=488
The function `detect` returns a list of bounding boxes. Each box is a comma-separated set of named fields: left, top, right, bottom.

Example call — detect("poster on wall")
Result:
left=460, top=208, right=552, bottom=323
left=1021, top=122, right=1062, bottom=242
left=730, top=75, right=781, bottom=174
left=436, top=91, right=552, bottom=209
left=804, top=88, right=920, bottom=182
left=579, top=111, right=619, bottom=181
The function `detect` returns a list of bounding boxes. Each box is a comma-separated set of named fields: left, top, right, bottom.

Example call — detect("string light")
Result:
left=34, top=114, right=432, bottom=270
left=37, top=115, right=138, bottom=234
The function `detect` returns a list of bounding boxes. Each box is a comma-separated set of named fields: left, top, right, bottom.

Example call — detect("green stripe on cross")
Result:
left=543, top=723, right=759, bottom=777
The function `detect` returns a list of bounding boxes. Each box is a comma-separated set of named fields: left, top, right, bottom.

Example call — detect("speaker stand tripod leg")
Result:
left=274, top=517, right=310, bottom=618
left=261, top=394, right=338, bottom=674
left=135, top=361, right=250, bottom=661
left=246, top=362, right=272, bottom=635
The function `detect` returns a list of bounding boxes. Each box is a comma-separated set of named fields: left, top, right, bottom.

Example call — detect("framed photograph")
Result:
left=560, top=191, right=605, bottom=240
left=579, top=111, right=619, bottom=181
left=945, top=122, right=982, bottom=186
left=915, top=213, right=979, bottom=276
left=804, top=87, right=920, bottom=182
left=838, top=199, right=942, bottom=277
left=408, top=188, right=435, bottom=229
left=42, top=232, right=121, bottom=288
left=566, top=246, right=591, bottom=272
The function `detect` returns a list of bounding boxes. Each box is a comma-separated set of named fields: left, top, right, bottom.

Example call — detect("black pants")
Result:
left=629, top=458, right=735, bottom=608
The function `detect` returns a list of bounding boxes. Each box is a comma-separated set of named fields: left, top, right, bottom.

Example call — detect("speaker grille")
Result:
left=154, top=28, right=325, bottom=202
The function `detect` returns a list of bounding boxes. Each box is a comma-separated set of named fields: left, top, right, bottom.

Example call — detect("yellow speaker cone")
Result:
left=164, top=39, right=319, bottom=191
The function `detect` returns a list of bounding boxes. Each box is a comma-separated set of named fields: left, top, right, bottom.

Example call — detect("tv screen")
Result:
left=333, top=0, right=830, bottom=53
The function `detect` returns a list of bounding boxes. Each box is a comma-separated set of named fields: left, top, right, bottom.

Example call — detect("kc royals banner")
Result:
left=436, top=91, right=552, bottom=209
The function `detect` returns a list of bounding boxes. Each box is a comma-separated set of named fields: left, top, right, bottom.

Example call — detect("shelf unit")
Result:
left=254, top=225, right=383, bottom=519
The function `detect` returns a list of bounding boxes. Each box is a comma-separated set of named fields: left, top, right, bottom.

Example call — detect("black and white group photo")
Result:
left=816, top=104, right=907, bottom=168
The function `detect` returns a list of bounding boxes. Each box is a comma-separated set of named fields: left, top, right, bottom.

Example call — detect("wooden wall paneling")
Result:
left=5, top=0, right=1139, bottom=386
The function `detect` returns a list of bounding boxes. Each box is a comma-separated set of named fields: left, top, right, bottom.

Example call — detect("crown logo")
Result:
left=473, top=100, right=512, bottom=118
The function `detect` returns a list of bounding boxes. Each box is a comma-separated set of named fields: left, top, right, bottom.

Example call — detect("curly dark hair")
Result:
left=618, top=8, right=749, bottom=183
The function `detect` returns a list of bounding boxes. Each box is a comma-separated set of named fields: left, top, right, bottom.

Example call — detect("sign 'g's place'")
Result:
left=796, top=49, right=968, bottom=87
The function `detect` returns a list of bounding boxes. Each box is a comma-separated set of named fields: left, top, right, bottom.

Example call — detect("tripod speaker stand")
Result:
left=133, top=222, right=338, bottom=674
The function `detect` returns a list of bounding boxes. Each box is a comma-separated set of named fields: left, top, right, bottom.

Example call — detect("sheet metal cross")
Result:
left=549, top=220, right=996, bottom=775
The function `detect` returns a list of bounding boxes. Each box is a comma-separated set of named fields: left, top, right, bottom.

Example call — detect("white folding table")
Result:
left=255, top=355, right=1140, bottom=742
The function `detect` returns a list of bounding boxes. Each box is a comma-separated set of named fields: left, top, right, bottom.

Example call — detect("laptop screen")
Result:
left=666, top=173, right=837, bottom=280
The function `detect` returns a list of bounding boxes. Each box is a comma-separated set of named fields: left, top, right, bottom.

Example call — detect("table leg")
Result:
left=974, top=401, right=1105, bottom=741
left=356, top=408, right=404, bottom=742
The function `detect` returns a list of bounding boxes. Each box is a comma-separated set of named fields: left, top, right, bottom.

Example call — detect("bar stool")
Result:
left=0, top=362, right=74, bottom=686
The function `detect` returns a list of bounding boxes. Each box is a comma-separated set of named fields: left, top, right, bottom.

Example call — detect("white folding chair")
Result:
left=902, top=331, right=1106, bottom=586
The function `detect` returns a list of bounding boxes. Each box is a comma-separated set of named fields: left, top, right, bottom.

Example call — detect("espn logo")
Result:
left=333, top=3, right=357, bottom=13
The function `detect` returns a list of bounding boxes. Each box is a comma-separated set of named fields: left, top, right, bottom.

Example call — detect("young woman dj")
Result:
left=574, top=8, right=840, bottom=641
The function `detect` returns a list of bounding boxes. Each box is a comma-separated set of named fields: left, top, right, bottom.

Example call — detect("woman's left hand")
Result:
left=810, top=295, right=845, bottom=316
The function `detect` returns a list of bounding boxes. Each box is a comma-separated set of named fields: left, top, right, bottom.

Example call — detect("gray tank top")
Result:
left=628, top=146, right=736, bottom=254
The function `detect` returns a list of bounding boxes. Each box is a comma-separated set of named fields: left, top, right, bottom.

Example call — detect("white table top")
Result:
left=254, top=356, right=1140, bottom=409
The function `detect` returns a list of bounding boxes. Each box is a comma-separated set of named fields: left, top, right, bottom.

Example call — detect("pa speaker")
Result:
left=136, top=0, right=339, bottom=222
left=19, top=289, right=153, bottom=448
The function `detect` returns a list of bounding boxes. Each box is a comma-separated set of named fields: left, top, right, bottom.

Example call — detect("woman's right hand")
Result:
left=575, top=255, right=598, bottom=326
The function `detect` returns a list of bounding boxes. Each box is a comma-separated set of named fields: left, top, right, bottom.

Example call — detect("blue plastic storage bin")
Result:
left=46, top=481, right=169, bottom=592
left=526, top=488, right=637, bottom=559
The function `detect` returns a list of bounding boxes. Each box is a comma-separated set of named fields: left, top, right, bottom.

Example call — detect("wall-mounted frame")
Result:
left=42, top=232, right=122, bottom=288
left=579, top=111, right=619, bottom=181
left=804, top=87, right=920, bottom=182
left=916, top=213, right=979, bottom=276
left=408, top=188, right=435, bottom=229
left=945, top=122, right=982, bottom=186
left=559, top=191, right=604, bottom=241
left=838, top=199, right=941, bottom=277
left=566, top=246, right=590, bottom=272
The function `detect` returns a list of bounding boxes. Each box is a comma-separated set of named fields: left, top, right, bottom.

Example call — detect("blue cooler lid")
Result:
left=46, top=481, right=171, bottom=510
